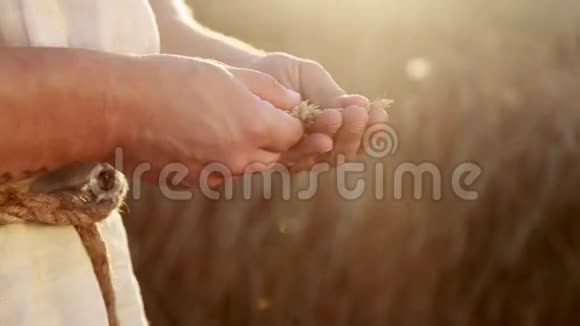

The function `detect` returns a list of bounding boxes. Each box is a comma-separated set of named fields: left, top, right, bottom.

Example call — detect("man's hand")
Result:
left=149, top=0, right=388, bottom=172
left=118, top=54, right=304, bottom=186
left=247, top=53, right=389, bottom=171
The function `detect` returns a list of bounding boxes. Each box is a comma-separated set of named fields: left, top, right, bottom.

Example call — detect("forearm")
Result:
left=151, top=0, right=264, bottom=67
left=0, top=47, right=134, bottom=178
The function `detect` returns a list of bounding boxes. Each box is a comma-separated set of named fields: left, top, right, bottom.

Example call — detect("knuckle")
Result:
left=256, top=71, right=281, bottom=89
left=261, top=52, right=296, bottom=68
left=268, top=76, right=283, bottom=89
left=303, top=59, right=325, bottom=72
left=269, top=52, right=294, bottom=62
left=202, top=61, right=230, bottom=78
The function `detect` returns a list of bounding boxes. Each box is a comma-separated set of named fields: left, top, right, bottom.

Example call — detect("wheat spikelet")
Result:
left=289, top=98, right=393, bottom=128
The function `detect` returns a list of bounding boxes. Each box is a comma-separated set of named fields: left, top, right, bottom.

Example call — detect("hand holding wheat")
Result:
left=249, top=52, right=391, bottom=169
left=289, top=99, right=393, bottom=128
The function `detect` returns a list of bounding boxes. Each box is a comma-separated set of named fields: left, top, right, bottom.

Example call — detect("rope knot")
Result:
left=0, top=162, right=127, bottom=326
left=0, top=162, right=127, bottom=226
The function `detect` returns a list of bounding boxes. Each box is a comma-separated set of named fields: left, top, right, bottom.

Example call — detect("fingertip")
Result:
left=287, top=89, right=302, bottom=104
left=332, top=105, right=370, bottom=161
left=281, top=133, right=334, bottom=164
left=261, top=101, right=305, bottom=151
left=342, top=105, right=370, bottom=130
left=368, top=107, right=390, bottom=125
left=276, top=88, right=302, bottom=110
left=311, top=109, right=343, bottom=135
left=236, top=68, right=301, bottom=110
left=286, top=111, right=306, bottom=135
left=307, top=133, right=334, bottom=153
left=338, top=94, right=370, bottom=108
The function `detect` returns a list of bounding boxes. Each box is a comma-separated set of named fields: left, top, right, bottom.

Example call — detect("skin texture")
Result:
left=116, top=54, right=305, bottom=186
left=148, top=0, right=389, bottom=171
left=0, top=0, right=383, bottom=186
left=0, top=48, right=304, bottom=186
left=0, top=48, right=129, bottom=178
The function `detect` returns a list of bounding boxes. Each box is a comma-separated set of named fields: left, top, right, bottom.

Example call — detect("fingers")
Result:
left=280, top=111, right=340, bottom=171
left=282, top=133, right=333, bottom=163
left=298, top=61, right=371, bottom=110
left=244, top=149, right=283, bottom=174
left=337, top=94, right=370, bottom=108
left=309, top=109, right=343, bottom=136
left=282, top=106, right=389, bottom=169
left=231, top=67, right=302, bottom=110
left=299, top=60, right=347, bottom=108
left=256, top=99, right=305, bottom=152
left=368, top=106, right=389, bottom=126
left=219, top=149, right=282, bottom=176
left=196, top=149, right=281, bottom=188
left=226, top=67, right=306, bottom=163
left=331, top=106, right=370, bottom=161
left=289, top=157, right=319, bottom=173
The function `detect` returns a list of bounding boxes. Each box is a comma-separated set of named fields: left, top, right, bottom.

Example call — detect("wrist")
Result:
left=101, top=54, right=150, bottom=156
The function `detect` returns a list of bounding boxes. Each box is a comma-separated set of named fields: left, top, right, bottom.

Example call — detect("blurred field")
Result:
left=187, top=0, right=580, bottom=101
left=125, top=1, right=580, bottom=325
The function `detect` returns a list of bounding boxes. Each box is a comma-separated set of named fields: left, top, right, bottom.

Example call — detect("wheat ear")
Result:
left=289, top=98, right=393, bottom=128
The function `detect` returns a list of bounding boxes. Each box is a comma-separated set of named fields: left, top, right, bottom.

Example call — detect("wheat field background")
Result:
left=187, top=0, right=580, bottom=101
left=124, top=1, right=580, bottom=325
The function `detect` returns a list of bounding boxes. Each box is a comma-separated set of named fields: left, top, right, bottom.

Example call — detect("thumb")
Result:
left=231, top=68, right=302, bottom=110
left=299, top=61, right=369, bottom=108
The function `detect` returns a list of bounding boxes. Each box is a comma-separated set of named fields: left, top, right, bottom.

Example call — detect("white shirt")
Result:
left=0, top=1, right=160, bottom=325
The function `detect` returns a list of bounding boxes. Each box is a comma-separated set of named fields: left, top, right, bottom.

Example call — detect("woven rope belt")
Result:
left=0, top=162, right=128, bottom=326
